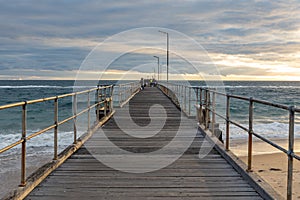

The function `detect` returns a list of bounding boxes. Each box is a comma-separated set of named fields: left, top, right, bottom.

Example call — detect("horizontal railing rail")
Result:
left=158, top=82, right=299, bottom=200
left=114, top=81, right=141, bottom=107
left=0, top=80, right=141, bottom=192
left=0, top=84, right=114, bottom=188
left=158, top=82, right=195, bottom=117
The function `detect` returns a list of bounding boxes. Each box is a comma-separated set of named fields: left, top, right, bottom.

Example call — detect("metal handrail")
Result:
left=201, top=88, right=298, bottom=200
left=158, top=82, right=299, bottom=200
left=0, top=85, right=114, bottom=187
left=115, top=81, right=140, bottom=107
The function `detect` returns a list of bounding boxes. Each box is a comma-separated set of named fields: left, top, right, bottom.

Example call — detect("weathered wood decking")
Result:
left=25, top=87, right=263, bottom=200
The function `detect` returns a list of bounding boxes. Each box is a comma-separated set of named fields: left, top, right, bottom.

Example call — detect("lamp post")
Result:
left=159, top=30, right=169, bottom=82
left=153, top=56, right=160, bottom=81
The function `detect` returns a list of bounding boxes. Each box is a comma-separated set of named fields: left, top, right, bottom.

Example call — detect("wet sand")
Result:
left=230, top=139, right=300, bottom=199
left=0, top=152, right=52, bottom=199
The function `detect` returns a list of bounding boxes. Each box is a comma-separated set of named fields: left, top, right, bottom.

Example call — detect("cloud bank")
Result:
left=0, top=0, right=299, bottom=80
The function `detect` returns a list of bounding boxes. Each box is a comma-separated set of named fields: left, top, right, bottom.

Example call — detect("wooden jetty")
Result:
left=24, top=87, right=268, bottom=200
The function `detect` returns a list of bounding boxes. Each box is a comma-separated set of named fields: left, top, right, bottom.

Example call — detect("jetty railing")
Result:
left=157, top=82, right=196, bottom=117
left=158, top=82, right=299, bottom=200
left=114, top=81, right=141, bottom=107
left=0, top=85, right=115, bottom=188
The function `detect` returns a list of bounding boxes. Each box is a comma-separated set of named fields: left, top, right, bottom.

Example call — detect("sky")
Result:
left=0, top=0, right=299, bottom=81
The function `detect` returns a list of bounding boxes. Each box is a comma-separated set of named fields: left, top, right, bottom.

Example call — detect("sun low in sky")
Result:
left=0, top=0, right=299, bottom=81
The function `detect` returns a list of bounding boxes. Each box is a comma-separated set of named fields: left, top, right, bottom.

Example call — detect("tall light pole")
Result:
left=153, top=56, right=160, bottom=81
left=159, top=30, right=169, bottom=82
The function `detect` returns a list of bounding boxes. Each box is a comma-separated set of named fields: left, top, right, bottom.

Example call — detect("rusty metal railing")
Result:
left=158, top=82, right=299, bottom=200
left=114, top=81, right=141, bottom=107
left=157, top=82, right=195, bottom=117
left=0, top=85, right=114, bottom=187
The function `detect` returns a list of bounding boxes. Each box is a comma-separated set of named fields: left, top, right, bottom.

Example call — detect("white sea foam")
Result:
left=1, top=122, right=299, bottom=153
left=0, top=85, right=95, bottom=89
left=0, top=130, right=83, bottom=153
left=219, top=122, right=300, bottom=140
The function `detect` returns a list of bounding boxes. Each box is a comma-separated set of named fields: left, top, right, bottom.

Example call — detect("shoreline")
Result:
left=230, top=138, right=300, bottom=199
left=0, top=153, right=52, bottom=199
left=229, top=138, right=300, bottom=156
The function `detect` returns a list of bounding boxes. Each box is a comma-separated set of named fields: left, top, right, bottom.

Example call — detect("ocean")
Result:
left=0, top=80, right=299, bottom=151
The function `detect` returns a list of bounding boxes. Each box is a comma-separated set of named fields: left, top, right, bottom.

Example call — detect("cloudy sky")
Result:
left=0, top=0, right=299, bottom=80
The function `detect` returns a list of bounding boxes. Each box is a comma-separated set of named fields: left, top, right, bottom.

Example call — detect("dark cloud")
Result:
left=0, top=0, right=299, bottom=79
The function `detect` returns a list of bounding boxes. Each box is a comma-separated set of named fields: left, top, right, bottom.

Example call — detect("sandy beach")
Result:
left=0, top=151, right=52, bottom=199
left=230, top=139, right=300, bottom=199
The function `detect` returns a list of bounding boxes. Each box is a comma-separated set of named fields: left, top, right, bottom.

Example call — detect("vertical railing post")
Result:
left=121, top=85, right=124, bottom=104
left=247, top=97, right=253, bottom=171
left=196, top=87, right=199, bottom=105
left=118, top=86, right=121, bottom=106
left=20, top=102, right=27, bottom=187
left=212, top=91, right=216, bottom=136
left=199, top=88, right=203, bottom=124
left=226, top=95, right=230, bottom=151
left=287, top=106, right=295, bottom=200
left=166, top=82, right=169, bottom=96
left=97, top=86, right=100, bottom=120
left=182, top=85, right=184, bottom=107
left=53, top=97, right=58, bottom=160
left=184, top=86, right=187, bottom=112
left=188, top=87, right=191, bottom=116
left=116, top=86, right=119, bottom=106
left=110, top=86, right=114, bottom=113
left=123, top=85, right=125, bottom=104
left=73, top=94, right=77, bottom=144
left=87, top=91, right=90, bottom=132
left=104, top=87, right=107, bottom=116
left=195, top=88, right=199, bottom=122
left=205, top=90, right=209, bottom=130
left=118, top=85, right=121, bottom=106
left=126, top=85, right=128, bottom=101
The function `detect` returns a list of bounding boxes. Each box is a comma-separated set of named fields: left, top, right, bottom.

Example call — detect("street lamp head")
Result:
left=158, top=30, right=168, bottom=35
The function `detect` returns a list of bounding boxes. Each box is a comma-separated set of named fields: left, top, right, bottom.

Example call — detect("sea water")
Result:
left=0, top=80, right=300, bottom=151
left=190, top=81, right=300, bottom=140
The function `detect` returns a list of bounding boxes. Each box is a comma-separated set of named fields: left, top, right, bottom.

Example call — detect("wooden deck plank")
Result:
left=25, top=87, right=263, bottom=200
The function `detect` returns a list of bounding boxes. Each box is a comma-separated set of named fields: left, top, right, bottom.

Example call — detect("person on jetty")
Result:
left=140, top=78, right=145, bottom=90
left=150, top=78, right=157, bottom=87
